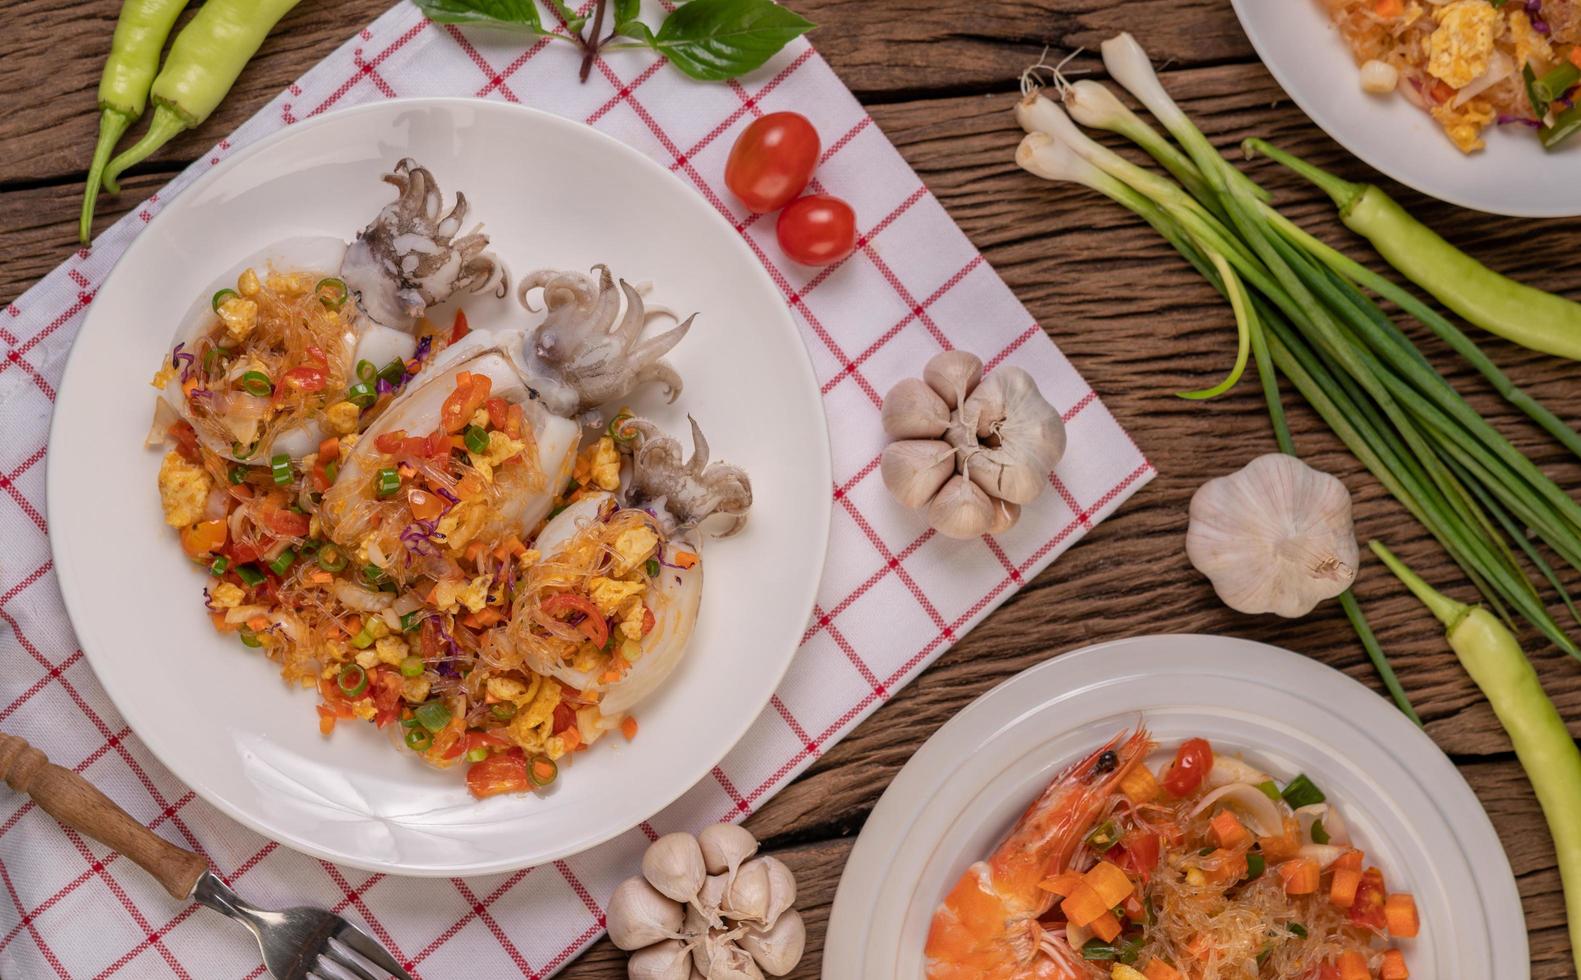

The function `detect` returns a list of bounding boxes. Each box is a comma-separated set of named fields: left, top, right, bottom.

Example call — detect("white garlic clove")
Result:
left=754, top=856, right=797, bottom=929
left=922, top=350, right=983, bottom=409
left=692, top=932, right=762, bottom=980
left=698, top=823, right=759, bottom=879
left=738, top=908, right=806, bottom=977
left=963, top=367, right=1066, bottom=473
left=880, top=377, right=952, bottom=439
left=628, top=938, right=694, bottom=980
left=695, top=873, right=728, bottom=926
left=720, top=857, right=770, bottom=923
left=1185, top=453, right=1359, bottom=618
left=880, top=440, right=956, bottom=509
left=962, top=444, right=1049, bottom=506
left=608, top=876, right=685, bottom=950
left=643, top=832, right=708, bottom=905
left=988, top=497, right=1020, bottom=534
left=927, top=474, right=995, bottom=539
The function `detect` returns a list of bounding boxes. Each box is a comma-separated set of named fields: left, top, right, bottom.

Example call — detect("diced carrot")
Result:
left=560, top=726, right=583, bottom=752
left=209, top=611, right=235, bottom=632
left=465, top=540, right=485, bottom=562
left=1036, top=872, right=1086, bottom=896
left=494, top=535, right=528, bottom=562
left=1089, top=910, right=1121, bottom=943
left=318, top=436, right=340, bottom=462
left=1380, top=949, right=1409, bottom=979
left=1431, top=79, right=1455, bottom=103
left=1333, top=849, right=1364, bottom=873
left=1337, top=951, right=1370, bottom=980
left=1330, top=867, right=1362, bottom=908
left=1142, top=960, right=1182, bottom=980
left=621, top=716, right=638, bottom=741
left=1276, top=858, right=1321, bottom=895
left=1084, top=860, right=1134, bottom=906
left=1258, top=829, right=1302, bottom=862
left=460, top=607, right=504, bottom=630
left=672, top=551, right=700, bottom=569
left=1120, top=764, right=1161, bottom=804
left=246, top=616, right=270, bottom=632
left=1059, top=882, right=1109, bottom=928
left=1210, top=810, right=1248, bottom=849
left=1374, top=0, right=1403, bottom=16
left=306, top=570, right=332, bottom=585
left=1385, top=893, right=1419, bottom=937
left=316, top=706, right=337, bottom=736
left=1569, top=47, right=1581, bottom=70
left=1203, top=847, right=1247, bottom=884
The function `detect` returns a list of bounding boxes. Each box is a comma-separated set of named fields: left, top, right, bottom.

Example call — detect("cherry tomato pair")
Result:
left=724, top=112, right=857, bottom=268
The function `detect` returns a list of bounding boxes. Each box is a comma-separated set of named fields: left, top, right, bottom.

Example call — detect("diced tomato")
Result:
left=449, top=309, right=471, bottom=345
left=1161, top=737, right=1213, bottom=796
left=466, top=748, right=529, bottom=798
left=228, top=541, right=261, bottom=564
left=1431, top=79, right=1455, bottom=104
left=263, top=507, right=311, bottom=537
left=541, top=593, right=610, bottom=647
left=375, top=429, right=408, bottom=454
left=180, top=519, right=228, bottom=557
left=1374, top=0, right=1403, bottom=17
left=464, top=731, right=511, bottom=752
left=1348, top=867, right=1388, bottom=930
left=461, top=607, right=504, bottom=630
left=408, top=489, right=446, bottom=522
left=551, top=700, right=577, bottom=735
left=309, top=460, right=332, bottom=492
left=1115, top=830, right=1162, bottom=880
left=167, top=421, right=202, bottom=463
left=1317, top=963, right=1343, bottom=980
left=641, top=607, right=656, bottom=637
left=370, top=669, right=404, bottom=727
left=440, top=371, right=493, bottom=433
left=280, top=366, right=327, bottom=393
left=621, top=716, right=639, bottom=741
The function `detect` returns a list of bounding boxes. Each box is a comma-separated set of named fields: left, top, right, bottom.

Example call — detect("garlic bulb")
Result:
left=1186, top=453, right=1358, bottom=617
left=738, top=909, right=805, bottom=977
left=608, top=877, right=685, bottom=951
left=880, top=350, right=1065, bottom=538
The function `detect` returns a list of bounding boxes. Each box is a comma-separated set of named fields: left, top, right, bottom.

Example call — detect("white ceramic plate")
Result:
left=48, top=99, right=831, bottom=876
left=824, top=634, right=1527, bottom=979
left=1232, top=0, right=1581, bottom=217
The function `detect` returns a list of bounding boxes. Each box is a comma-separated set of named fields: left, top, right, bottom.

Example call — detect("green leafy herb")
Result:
left=413, top=0, right=553, bottom=34
left=544, top=0, right=587, bottom=32
left=1280, top=774, right=1326, bottom=809
left=646, top=0, right=814, bottom=81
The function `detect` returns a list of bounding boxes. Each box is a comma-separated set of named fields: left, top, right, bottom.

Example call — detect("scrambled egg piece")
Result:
left=151, top=362, right=177, bottom=390
left=216, top=296, right=259, bottom=343
left=437, top=497, right=488, bottom=552
left=321, top=400, right=361, bottom=435
left=210, top=582, right=245, bottom=609
left=611, top=525, right=659, bottom=575
left=507, top=678, right=564, bottom=752
left=1427, top=0, right=1500, bottom=89
left=574, top=437, right=622, bottom=491
left=433, top=574, right=491, bottom=614
left=588, top=576, right=645, bottom=617
left=237, top=268, right=261, bottom=298
left=618, top=600, right=648, bottom=641
left=157, top=451, right=212, bottom=527
left=1400, top=1, right=1425, bottom=29
left=374, top=635, right=409, bottom=666
left=467, top=430, right=526, bottom=483
left=266, top=272, right=310, bottom=296
left=1432, top=96, right=1497, bottom=152
left=487, top=676, right=530, bottom=701
left=402, top=677, right=431, bottom=702
left=1509, top=9, right=1554, bottom=71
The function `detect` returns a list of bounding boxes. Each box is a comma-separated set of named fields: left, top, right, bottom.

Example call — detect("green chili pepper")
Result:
left=527, top=755, right=558, bottom=788
left=102, top=0, right=304, bottom=189
left=1084, top=819, right=1120, bottom=850
left=414, top=701, right=451, bottom=732
left=80, top=0, right=191, bottom=242
left=337, top=663, right=368, bottom=698
left=239, top=627, right=262, bottom=648
left=315, top=277, right=348, bottom=310
left=347, top=382, right=376, bottom=408
left=607, top=411, right=637, bottom=444
left=490, top=701, right=517, bottom=722
left=404, top=728, right=433, bottom=752
left=211, top=288, right=240, bottom=313
left=316, top=544, right=347, bottom=573
left=241, top=371, right=273, bottom=396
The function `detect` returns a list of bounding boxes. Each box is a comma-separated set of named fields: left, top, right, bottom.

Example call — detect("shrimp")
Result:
left=924, top=726, right=1154, bottom=980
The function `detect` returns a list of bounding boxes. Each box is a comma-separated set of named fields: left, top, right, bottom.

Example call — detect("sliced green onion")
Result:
left=211, top=288, right=239, bottom=312
left=236, top=564, right=265, bottom=587
left=337, top=663, right=368, bottom=698
left=1310, top=817, right=1330, bottom=845
left=1245, top=853, right=1266, bottom=880
left=316, top=545, right=348, bottom=573
left=644, top=558, right=660, bottom=578
left=209, top=556, right=231, bottom=576
left=324, top=461, right=339, bottom=484
left=202, top=347, right=222, bottom=374
left=414, top=701, right=452, bottom=732
left=361, top=564, right=388, bottom=587
left=399, top=611, right=423, bottom=633
left=527, top=755, right=558, bottom=788
left=316, top=277, right=349, bottom=310
left=356, top=359, right=377, bottom=385
left=228, top=465, right=247, bottom=485
left=465, top=746, right=489, bottom=763
left=239, top=371, right=273, bottom=397
left=463, top=425, right=490, bottom=455
left=270, top=453, right=293, bottom=486
left=231, top=441, right=257, bottom=460
left=268, top=549, right=297, bottom=576
left=1255, top=779, right=1281, bottom=802
left=1084, top=819, right=1120, bottom=850
left=1280, top=774, right=1326, bottom=809
left=1287, top=922, right=1308, bottom=938
left=239, top=627, right=262, bottom=648
left=490, top=701, right=517, bottom=721
left=399, top=655, right=425, bottom=678
left=375, top=467, right=400, bottom=498
left=347, top=382, right=376, bottom=408
left=1079, top=937, right=1141, bottom=964
left=378, top=358, right=406, bottom=385
left=404, top=728, right=433, bottom=751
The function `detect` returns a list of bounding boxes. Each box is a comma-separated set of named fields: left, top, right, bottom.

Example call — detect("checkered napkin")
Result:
left=0, top=4, right=1151, bottom=976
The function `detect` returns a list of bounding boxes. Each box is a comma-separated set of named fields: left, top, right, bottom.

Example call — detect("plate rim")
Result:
left=1229, top=0, right=1581, bottom=219
left=46, top=96, right=833, bottom=876
left=822, top=632, right=1528, bottom=977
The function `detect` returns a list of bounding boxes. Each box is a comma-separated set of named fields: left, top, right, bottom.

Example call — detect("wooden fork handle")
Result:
left=0, top=733, right=208, bottom=900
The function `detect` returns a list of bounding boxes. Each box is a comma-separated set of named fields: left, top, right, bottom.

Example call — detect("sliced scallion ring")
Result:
left=268, top=548, right=297, bottom=576
left=527, top=755, right=558, bottom=788
left=465, top=746, right=489, bottom=763
left=404, top=728, right=433, bottom=751
left=378, top=358, right=406, bottom=385
left=240, top=371, right=273, bottom=397
left=209, top=556, right=230, bottom=576
left=463, top=425, right=490, bottom=455
left=375, top=467, right=400, bottom=498
left=356, top=360, right=377, bottom=385
left=239, top=628, right=262, bottom=648
left=644, top=558, right=660, bottom=578
left=211, top=288, right=239, bottom=313
left=399, top=655, right=425, bottom=678
left=316, top=544, right=348, bottom=573
left=235, top=564, right=265, bottom=587
left=399, top=611, right=423, bottom=633
left=270, top=453, right=293, bottom=486
left=490, top=701, right=517, bottom=721
left=228, top=465, right=247, bottom=485
left=346, top=382, right=376, bottom=408
left=337, top=663, right=368, bottom=698
left=414, top=701, right=452, bottom=732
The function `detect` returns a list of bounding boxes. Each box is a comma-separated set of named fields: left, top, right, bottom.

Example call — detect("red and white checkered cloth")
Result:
left=0, top=4, right=1151, bottom=976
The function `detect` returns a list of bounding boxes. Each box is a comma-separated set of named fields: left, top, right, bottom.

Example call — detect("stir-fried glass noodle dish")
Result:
left=150, top=159, right=752, bottom=799
left=1320, top=0, right=1581, bottom=152
left=925, top=727, right=1422, bottom=979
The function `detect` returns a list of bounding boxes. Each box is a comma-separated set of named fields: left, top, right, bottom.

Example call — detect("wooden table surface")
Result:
left=5, top=0, right=1579, bottom=976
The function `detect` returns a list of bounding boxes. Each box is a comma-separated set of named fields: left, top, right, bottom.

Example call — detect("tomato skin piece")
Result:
left=467, top=748, right=530, bottom=798
left=1161, top=737, right=1213, bottom=796
left=725, top=112, right=821, bottom=213
left=280, top=366, right=327, bottom=393
left=776, top=194, right=857, bottom=267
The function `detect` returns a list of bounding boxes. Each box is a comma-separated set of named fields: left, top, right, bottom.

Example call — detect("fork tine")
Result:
left=332, top=922, right=413, bottom=980
left=319, top=943, right=380, bottom=980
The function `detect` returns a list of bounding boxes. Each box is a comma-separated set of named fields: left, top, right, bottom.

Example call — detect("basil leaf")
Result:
left=648, top=0, right=814, bottom=81
left=545, top=0, right=587, bottom=31
left=414, top=0, right=550, bottom=33
left=613, top=0, right=642, bottom=27
left=616, top=19, right=656, bottom=43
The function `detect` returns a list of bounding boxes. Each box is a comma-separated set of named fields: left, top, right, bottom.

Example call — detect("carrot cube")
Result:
left=1374, top=0, right=1403, bottom=17
left=1036, top=872, right=1085, bottom=897
left=1203, top=848, right=1248, bottom=884
left=1259, top=830, right=1302, bottom=862
left=1089, top=910, right=1122, bottom=943
left=1059, top=882, right=1109, bottom=928
left=1210, top=810, right=1248, bottom=849
left=1330, top=867, right=1362, bottom=909
left=1120, top=765, right=1162, bottom=803
left=1142, top=960, right=1183, bottom=980
left=1333, top=849, right=1364, bottom=873
left=1084, top=860, right=1135, bottom=907
left=1379, top=949, right=1409, bottom=978
left=1337, top=951, right=1370, bottom=980
left=1276, top=858, right=1321, bottom=895
left=1385, top=893, right=1420, bottom=937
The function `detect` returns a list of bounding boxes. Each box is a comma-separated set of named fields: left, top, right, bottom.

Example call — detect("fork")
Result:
left=0, top=733, right=412, bottom=980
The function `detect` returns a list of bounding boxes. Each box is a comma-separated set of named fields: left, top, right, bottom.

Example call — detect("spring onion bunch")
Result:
left=1017, top=35, right=1581, bottom=704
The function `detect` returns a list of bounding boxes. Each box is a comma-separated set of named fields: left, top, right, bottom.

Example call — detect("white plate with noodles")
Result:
left=47, top=99, right=831, bottom=875
left=823, top=634, right=1527, bottom=979
left=1231, top=0, right=1581, bottom=217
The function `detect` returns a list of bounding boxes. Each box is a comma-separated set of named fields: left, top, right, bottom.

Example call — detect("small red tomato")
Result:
left=776, top=194, right=857, bottom=267
left=1161, top=737, right=1213, bottom=797
left=725, top=112, right=820, bottom=213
